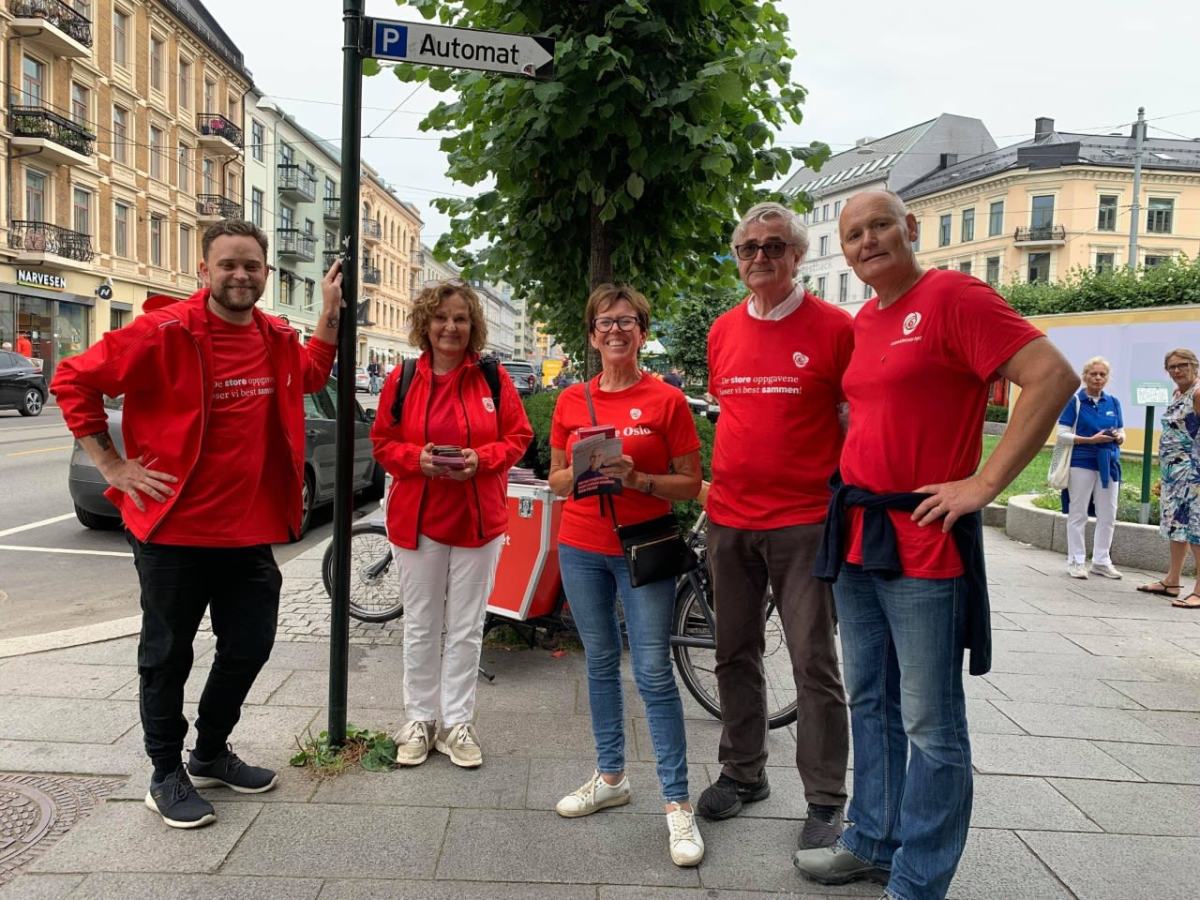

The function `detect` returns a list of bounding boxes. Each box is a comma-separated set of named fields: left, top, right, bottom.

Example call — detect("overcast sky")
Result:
left=202, top=0, right=1200, bottom=245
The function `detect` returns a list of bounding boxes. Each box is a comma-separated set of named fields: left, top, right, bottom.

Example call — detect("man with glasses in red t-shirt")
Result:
left=697, top=202, right=853, bottom=853
left=793, top=191, right=1076, bottom=899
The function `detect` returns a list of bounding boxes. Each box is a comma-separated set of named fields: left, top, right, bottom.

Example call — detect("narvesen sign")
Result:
left=369, top=19, right=554, bottom=79
left=16, top=269, right=66, bottom=291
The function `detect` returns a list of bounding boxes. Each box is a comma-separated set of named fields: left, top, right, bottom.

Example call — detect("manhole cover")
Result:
left=0, top=774, right=122, bottom=885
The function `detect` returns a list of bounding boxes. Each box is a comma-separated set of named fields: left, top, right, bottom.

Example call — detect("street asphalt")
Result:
left=1, top=526, right=1198, bottom=898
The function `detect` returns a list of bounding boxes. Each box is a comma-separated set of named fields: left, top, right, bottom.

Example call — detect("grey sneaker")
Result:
left=435, top=722, right=482, bottom=768
left=799, top=803, right=844, bottom=849
left=187, top=744, right=278, bottom=794
left=145, top=765, right=215, bottom=829
left=1090, top=562, right=1123, bottom=579
left=793, top=842, right=890, bottom=886
left=1067, top=563, right=1088, bottom=579
left=394, top=720, right=435, bottom=766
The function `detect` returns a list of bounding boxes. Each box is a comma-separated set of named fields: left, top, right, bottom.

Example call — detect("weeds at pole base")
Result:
left=290, top=724, right=397, bottom=776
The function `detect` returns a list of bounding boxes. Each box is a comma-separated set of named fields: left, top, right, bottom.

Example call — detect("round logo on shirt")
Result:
left=902, top=312, right=922, bottom=336
left=630, top=408, right=642, bottom=421
left=792, top=351, right=809, bottom=368
left=482, top=397, right=496, bottom=413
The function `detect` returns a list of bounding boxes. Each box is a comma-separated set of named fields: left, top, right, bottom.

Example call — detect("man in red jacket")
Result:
left=52, top=220, right=343, bottom=829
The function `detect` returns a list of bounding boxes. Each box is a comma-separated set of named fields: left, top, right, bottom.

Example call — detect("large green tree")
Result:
left=374, top=0, right=825, bottom=361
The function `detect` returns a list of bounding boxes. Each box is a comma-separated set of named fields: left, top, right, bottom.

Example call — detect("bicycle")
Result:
left=322, top=507, right=798, bottom=729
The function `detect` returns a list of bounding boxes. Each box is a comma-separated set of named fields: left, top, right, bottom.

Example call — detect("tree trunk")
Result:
left=585, top=202, right=614, bottom=378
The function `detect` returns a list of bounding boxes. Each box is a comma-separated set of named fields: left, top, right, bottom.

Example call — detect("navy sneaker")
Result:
left=187, top=744, right=279, bottom=794
left=144, top=765, right=216, bottom=829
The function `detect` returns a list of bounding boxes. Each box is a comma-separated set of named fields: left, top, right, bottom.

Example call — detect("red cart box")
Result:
left=486, top=482, right=564, bottom=621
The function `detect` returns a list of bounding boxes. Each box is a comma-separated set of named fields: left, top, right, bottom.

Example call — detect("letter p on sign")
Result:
left=374, top=23, right=408, bottom=59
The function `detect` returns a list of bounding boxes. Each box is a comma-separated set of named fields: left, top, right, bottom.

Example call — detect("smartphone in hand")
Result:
left=431, top=445, right=467, bottom=469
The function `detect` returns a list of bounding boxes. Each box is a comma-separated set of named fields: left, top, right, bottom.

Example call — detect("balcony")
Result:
left=8, top=106, right=94, bottom=166
left=195, top=194, right=243, bottom=221
left=196, top=112, right=242, bottom=150
left=10, top=0, right=92, bottom=58
left=322, top=249, right=341, bottom=271
left=1014, top=224, right=1066, bottom=246
left=276, top=228, right=316, bottom=262
left=278, top=164, right=317, bottom=202
left=363, top=263, right=381, bottom=285
left=362, top=218, right=382, bottom=243
left=8, top=220, right=94, bottom=270
left=323, top=197, right=340, bottom=222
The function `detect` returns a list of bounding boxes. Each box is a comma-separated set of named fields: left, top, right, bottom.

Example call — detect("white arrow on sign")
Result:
left=369, top=18, right=554, bottom=79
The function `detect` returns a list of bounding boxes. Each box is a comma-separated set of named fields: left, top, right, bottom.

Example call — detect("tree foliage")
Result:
left=374, top=0, right=826, bottom=360
left=1000, top=256, right=1200, bottom=317
left=660, top=282, right=743, bottom=386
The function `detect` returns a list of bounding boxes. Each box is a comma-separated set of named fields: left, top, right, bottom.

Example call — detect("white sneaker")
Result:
left=555, top=770, right=631, bottom=818
left=666, top=806, right=705, bottom=867
left=1067, top=563, right=1088, bottom=579
left=435, top=722, right=483, bottom=768
left=394, top=721, right=435, bottom=766
left=1090, top=562, right=1123, bottom=579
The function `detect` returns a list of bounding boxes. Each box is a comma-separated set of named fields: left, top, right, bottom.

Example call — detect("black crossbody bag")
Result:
left=584, top=383, right=696, bottom=587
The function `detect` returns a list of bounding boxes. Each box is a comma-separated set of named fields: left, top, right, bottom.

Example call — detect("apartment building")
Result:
left=900, top=117, right=1200, bottom=285
left=0, top=0, right=250, bottom=380
left=471, top=278, right=514, bottom=359
left=360, top=163, right=421, bottom=366
left=510, top=292, right=537, bottom=363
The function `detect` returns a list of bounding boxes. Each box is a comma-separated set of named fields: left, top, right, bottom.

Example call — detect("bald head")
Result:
left=842, top=190, right=909, bottom=224
left=838, top=190, right=922, bottom=302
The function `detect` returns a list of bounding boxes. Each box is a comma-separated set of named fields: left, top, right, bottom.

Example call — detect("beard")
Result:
left=209, top=281, right=262, bottom=312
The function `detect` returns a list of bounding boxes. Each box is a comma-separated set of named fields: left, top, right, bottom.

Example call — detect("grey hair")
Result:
left=731, top=201, right=809, bottom=258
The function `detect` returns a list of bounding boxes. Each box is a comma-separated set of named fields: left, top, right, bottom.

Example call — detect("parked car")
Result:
left=67, top=380, right=384, bottom=536
left=354, top=367, right=370, bottom=393
left=0, top=350, right=47, bottom=416
left=501, top=360, right=539, bottom=397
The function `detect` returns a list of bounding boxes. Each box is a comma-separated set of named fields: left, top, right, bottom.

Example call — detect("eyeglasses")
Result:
left=734, top=240, right=792, bottom=260
left=1167, top=362, right=1195, bottom=371
left=592, top=315, right=640, bottom=333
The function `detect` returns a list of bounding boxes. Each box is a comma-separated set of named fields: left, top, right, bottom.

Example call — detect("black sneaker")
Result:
left=144, top=765, right=216, bottom=829
left=696, top=772, right=770, bottom=820
left=800, top=803, right=844, bottom=849
left=187, top=744, right=279, bottom=794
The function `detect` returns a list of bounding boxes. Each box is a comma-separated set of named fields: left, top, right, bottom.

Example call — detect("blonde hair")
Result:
left=1081, top=356, right=1111, bottom=378
left=1164, top=347, right=1199, bottom=369
left=408, top=281, right=487, bottom=354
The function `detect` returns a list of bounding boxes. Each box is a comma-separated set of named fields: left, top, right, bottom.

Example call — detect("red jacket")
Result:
left=371, top=352, right=533, bottom=549
left=51, top=289, right=336, bottom=542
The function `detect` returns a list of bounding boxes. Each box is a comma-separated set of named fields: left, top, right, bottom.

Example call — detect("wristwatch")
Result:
left=640, top=475, right=655, bottom=495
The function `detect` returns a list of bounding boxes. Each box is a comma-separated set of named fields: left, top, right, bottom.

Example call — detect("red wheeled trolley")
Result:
left=486, top=482, right=565, bottom=622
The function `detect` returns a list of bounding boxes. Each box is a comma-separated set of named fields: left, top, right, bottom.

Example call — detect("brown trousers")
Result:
left=708, top=520, right=848, bottom=806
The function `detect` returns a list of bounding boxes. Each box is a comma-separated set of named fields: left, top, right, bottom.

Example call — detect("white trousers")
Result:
left=1066, top=467, right=1119, bottom=566
left=391, top=535, right=504, bottom=726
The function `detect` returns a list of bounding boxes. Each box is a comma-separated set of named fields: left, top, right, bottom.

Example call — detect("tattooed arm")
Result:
left=78, top=430, right=177, bottom=512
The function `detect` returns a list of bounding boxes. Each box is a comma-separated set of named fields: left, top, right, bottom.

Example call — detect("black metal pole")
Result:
left=329, top=0, right=365, bottom=747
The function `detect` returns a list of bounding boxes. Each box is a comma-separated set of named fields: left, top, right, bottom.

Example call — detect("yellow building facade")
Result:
left=359, top=165, right=421, bottom=366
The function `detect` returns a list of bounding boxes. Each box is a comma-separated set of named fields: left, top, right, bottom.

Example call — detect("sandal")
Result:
left=1171, top=592, right=1200, bottom=610
left=1137, top=580, right=1181, bottom=597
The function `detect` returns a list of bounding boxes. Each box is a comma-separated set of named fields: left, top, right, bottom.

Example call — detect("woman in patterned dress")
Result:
left=1138, top=348, right=1200, bottom=609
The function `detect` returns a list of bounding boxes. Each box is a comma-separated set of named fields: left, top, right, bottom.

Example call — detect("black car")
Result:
left=0, top=350, right=47, bottom=416
left=501, top=360, right=540, bottom=396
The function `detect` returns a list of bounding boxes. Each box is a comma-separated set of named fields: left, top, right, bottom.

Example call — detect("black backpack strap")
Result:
left=389, top=358, right=418, bottom=425
left=478, top=355, right=503, bottom=427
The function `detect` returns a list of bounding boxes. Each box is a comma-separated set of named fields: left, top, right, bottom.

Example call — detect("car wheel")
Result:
left=19, top=388, right=44, bottom=417
left=300, top=468, right=315, bottom=536
left=74, top=503, right=121, bottom=531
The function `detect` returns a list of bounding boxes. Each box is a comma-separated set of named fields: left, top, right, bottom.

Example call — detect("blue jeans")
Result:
left=833, top=565, right=972, bottom=900
left=558, top=542, right=689, bottom=803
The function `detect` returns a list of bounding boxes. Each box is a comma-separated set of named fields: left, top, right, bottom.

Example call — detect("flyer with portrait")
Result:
left=572, top=425, right=623, bottom=499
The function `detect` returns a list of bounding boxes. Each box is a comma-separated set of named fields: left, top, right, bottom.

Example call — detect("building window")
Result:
left=938, top=214, right=951, bottom=247
left=913, top=221, right=921, bottom=252
left=863, top=283, right=873, bottom=300
left=251, top=119, right=264, bottom=162
left=70, top=83, right=89, bottom=127
left=1096, top=252, right=1115, bottom=274
left=280, top=205, right=295, bottom=231
left=149, top=125, right=164, bottom=179
left=985, top=256, right=1000, bottom=285
left=112, top=106, right=128, bottom=164
left=304, top=279, right=315, bottom=310
left=279, top=270, right=295, bottom=306
left=1144, top=254, right=1169, bottom=269
left=1028, top=252, right=1051, bottom=283
left=150, top=36, right=164, bottom=92
left=816, top=276, right=826, bottom=298
left=1097, top=195, right=1118, bottom=231
left=115, top=202, right=131, bottom=257
left=227, top=94, right=240, bottom=122
left=251, top=188, right=264, bottom=227
left=961, top=208, right=975, bottom=242
left=818, top=235, right=829, bottom=256
left=834, top=200, right=842, bottom=218
left=838, top=273, right=849, bottom=303
left=959, top=261, right=972, bottom=275
left=177, top=144, right=190, bottom=191
left=178, top=58, right=191, bottom=110
left=113, top=9, right=129, bottom=68
left=226, top=170, right=239, bottom=202
left=822, top=204, right=829, bottom=221
left=150, top=215, right=164, bottom=266
left=25, top=170, right=47, bottom=221
left=280, top=142, right=294, bottom=166
left=304, top=218, right=315, bottom=237
left=1147, top=198, right=1174, bottom=234
left=988, top=200, right=1004, bottom=236
left=1031, top=195, right=1055, bottom=229
left=73, top=187, right=91, bottom=235
left=325, top=177, right=336, bottom=199
left=21, top=55, right=44, bottom=105
left=204, top=79, right=216, bottom=113
left=202, top=159, right=215, bottom=194
left=180, top=224, right=192, bottom=273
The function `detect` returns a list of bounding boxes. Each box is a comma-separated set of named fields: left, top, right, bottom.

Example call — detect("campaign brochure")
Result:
left=572, top=425, right=623, bottom=499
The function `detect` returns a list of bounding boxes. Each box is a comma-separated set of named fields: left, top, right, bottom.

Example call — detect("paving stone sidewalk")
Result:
left=1, top=530, right=1199, bottom=899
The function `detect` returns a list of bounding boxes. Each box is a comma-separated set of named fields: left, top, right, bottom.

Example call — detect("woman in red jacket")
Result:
left=370, top=281, right=532, bottom=769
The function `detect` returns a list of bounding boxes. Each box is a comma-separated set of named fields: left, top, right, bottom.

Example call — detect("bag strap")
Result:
left=389, top=357, right=418, bottom=425
left=583, top=381, right=621, bottom=531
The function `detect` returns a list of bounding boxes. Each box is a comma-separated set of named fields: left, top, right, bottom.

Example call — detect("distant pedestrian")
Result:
left=1060, top=357, right=1125, bottom=580
left=16, top=332, right=33, bottom=359
left=1138, top=347, right=1200, bottom=609
left=0, top=341, right=11, bottom=351
left=663, top=367, right=684, bottom=389
left=51, top=220, right=345, bottom=830
left=367, top=359, right=382, bottom=394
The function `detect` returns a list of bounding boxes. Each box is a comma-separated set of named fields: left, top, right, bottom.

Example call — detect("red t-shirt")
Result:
left=841, top=269, right=1043, bottom=576
left=706, top=293, right=853, bottom=530
left=551, top=373, right=700, bottom=555
left=419, top=366, right=480, bottom=547
left=154, top=315, right=285, bottom=546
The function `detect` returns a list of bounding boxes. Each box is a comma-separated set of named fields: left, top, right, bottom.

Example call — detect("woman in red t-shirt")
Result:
left=547, top=284, right=705, bottom=867
left=370, top=282, right=532, bottom=771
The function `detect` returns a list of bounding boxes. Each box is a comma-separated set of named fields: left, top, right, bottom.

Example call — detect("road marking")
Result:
left=0, top=513, right=76, bottom=539
left=6, top=444, right=71, bottom=457
left=0, top=544, right=133, bottom=558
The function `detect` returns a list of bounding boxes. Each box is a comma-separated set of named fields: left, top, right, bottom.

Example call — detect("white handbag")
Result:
left=1047, top=396, right=1081, bottom=490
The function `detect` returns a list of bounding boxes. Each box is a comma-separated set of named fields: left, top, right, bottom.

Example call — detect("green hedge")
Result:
left=985, top=403, right=1009, bottom=423
left=999, top=255, right=1200, bottom=317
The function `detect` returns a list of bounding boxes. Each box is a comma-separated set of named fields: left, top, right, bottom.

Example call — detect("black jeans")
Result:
left=128, top=536, right=281, bottom=764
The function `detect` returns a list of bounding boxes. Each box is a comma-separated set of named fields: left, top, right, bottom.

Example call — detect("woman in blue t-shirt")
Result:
left=1058, top=356, right=1125, bottom=579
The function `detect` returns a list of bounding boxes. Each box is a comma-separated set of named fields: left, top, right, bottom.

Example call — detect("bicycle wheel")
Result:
left=671, top=580, right=798, bottom=729
left=321, top=522, right=403, bottom=623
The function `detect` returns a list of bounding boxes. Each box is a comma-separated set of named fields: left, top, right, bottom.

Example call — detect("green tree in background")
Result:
left=1000, top=256, right=1200, bottom=316
left=373, top=0, right=827, bottom=363
left=662, top=282, right=743, bottom=387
